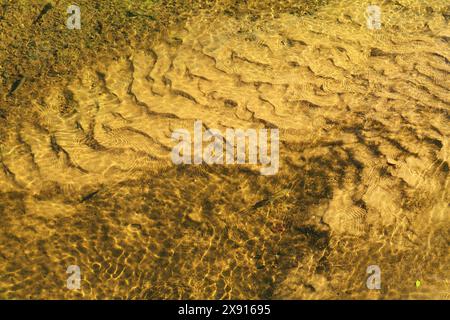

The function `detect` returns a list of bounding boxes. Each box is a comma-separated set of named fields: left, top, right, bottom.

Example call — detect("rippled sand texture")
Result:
left=0, top=0, right=449, bottom=299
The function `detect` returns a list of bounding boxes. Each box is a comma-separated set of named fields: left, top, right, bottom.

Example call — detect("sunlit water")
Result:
left=0, top=0, right=449, bottom=299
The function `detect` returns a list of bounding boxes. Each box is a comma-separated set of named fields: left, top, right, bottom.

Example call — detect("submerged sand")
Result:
left=0, top=0, right=449, bottom=299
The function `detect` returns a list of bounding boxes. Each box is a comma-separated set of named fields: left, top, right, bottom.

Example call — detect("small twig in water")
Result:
left=7, top=75, right=25, bottom=96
